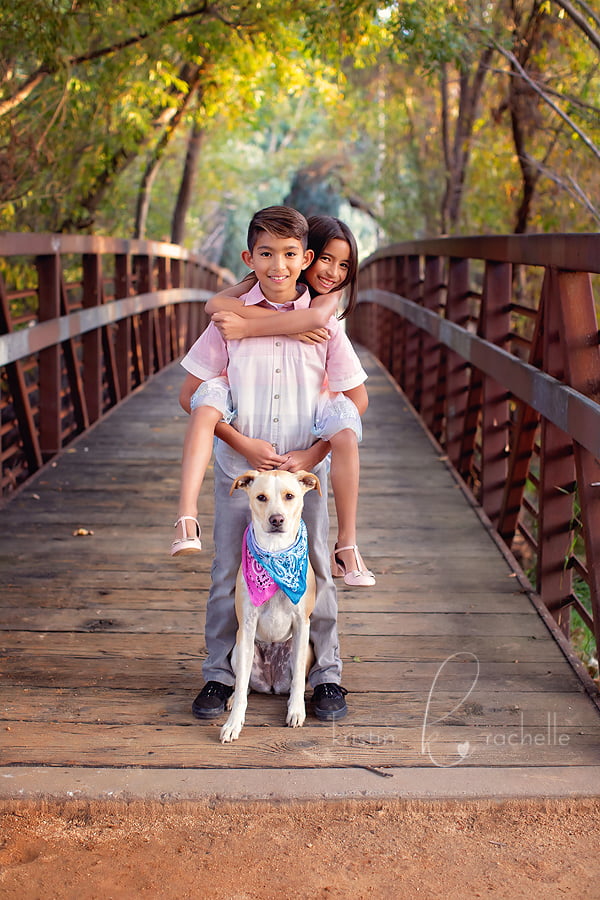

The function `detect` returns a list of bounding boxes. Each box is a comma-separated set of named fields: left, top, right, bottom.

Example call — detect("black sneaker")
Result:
left=312, top=683, right=348, bottom=721
left=192, top=681, right=234, bottom=719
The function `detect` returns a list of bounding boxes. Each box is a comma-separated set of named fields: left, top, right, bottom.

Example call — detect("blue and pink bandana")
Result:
left=242, top=521, right=308, bottom=607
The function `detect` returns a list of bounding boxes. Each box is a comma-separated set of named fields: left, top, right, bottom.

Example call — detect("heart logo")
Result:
left=457, top=741, right=471, bottom=758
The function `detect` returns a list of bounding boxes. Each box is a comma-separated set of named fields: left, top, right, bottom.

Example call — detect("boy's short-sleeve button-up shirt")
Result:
left=181, top=281, right=367, bottom=478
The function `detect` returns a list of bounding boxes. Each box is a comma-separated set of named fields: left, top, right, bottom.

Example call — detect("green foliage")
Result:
left=1, top=0, right=599, bottom=249
left=389, top=0, right=474, bottom=72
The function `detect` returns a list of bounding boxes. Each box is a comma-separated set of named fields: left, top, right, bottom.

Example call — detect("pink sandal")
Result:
left=331, top=544, right=376, bottom=587
left=171, top=516, right=202, bottom=556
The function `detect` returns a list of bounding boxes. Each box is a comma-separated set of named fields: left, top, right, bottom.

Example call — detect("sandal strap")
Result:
left=173, top=516, right=201, bottom=540
left=335, top=544, right=372, bottom=576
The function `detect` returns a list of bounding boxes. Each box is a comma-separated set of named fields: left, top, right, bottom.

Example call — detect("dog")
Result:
left=220, top=469, right=320, bottom=744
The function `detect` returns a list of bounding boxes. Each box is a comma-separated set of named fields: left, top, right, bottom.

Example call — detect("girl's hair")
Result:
left=304, top=215, right=359, bottom=319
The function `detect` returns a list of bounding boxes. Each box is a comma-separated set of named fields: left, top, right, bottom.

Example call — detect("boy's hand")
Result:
left=211, top=311, right=249, bottom=341
left=242, top=437, right=287, bottom=471
left=297, top=327, right=330, bottom=345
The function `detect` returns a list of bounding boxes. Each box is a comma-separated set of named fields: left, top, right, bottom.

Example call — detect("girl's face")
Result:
left=305, top=238, right=351, bottom=294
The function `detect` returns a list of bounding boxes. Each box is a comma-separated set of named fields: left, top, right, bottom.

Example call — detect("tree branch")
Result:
left=528, top=154, right=600, bottom=223
left=0, top=3, right=213, bottom=119
left=552, top=0, right=600, bottom=53
left=0, top=72, right=45, bottom=117
left=494, top=41, right=600, bottom=162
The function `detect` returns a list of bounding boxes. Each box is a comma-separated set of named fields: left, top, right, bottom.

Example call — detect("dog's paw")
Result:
left=220, top=717, right=243, bottom=743
left=286, top=705, right=306, bottom=728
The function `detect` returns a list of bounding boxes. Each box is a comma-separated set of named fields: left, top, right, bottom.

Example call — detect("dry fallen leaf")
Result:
left=72, top=527, right=94, bottom=537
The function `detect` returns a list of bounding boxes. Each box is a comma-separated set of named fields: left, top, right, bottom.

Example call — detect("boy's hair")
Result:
left=247, top=206, right=309, bottom=253
left=305, top=215, right=359, bottom=320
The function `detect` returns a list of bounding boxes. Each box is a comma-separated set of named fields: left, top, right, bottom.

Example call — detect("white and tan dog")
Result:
left=220, top=469, right=320, bottom=744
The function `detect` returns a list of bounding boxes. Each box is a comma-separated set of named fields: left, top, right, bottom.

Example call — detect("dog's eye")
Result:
left=256, top=494, right=268, bottom=502
left=284, top=492, right=295, bottom=501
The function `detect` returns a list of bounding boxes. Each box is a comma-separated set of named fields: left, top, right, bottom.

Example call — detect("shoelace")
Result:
left=203, top=681, right=232, bottom=698
left=316, top=684, right=348, bottom=698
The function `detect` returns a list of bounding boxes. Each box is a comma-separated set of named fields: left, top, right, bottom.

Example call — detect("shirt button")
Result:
left=273, top=417, right=279, bottom=423
left=274, top=394, right=280, bottom=399
left=275, top=368, right=281, bottom=374
left=275, top=341, right=281, bottom=347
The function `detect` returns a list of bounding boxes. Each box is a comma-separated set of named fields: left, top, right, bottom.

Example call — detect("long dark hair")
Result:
left=303, top=215, right=359, bottom=320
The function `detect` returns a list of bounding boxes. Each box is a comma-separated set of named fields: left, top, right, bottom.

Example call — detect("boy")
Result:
left=179, top=206, right=367, bottom=721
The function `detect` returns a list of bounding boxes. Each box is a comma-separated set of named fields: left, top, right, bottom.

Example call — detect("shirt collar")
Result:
left=243, top=279, right=311, bottom=310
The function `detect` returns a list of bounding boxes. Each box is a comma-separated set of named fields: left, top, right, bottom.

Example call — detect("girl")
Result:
left=171, top=215, right=375, bottom=587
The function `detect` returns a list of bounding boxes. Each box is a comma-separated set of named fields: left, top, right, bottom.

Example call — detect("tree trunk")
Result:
left=440, top=45, right=494, bottom=233
left=134, top=158, right=162, bottom=240
left=171, top=122, right=205, bottom=246
left=509, top=0, right=545, bottom=233
left=132, top=68, right=202, bottom=240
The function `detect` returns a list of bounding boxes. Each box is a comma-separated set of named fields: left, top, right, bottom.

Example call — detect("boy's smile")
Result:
left=241, top=235, right=313, bottom=305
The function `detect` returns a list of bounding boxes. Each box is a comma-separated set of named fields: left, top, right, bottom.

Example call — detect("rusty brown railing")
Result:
left=349, top=234, right=600, bottom=682
left=0, top=233, right=233, bottom=498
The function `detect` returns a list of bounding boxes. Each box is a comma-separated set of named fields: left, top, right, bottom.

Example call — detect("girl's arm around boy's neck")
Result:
left=206, top=285, right=341, bottom=339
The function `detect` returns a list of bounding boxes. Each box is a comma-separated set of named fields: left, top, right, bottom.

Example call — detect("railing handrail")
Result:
left=0, top=287, right=211, bottom=367
left=363, top=233, right=600, bottom=273
left=0, top=231, right=213, bottom=262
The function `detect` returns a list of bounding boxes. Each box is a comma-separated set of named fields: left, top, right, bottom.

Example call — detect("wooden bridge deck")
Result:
left=1, top=349, right=599, bottom=801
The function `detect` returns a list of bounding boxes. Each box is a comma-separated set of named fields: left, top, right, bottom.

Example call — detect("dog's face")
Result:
left=231, top=469, right=321, bottom=544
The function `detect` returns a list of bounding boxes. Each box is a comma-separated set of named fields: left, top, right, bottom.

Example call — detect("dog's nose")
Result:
left=269, top=514, right=285, bottom=529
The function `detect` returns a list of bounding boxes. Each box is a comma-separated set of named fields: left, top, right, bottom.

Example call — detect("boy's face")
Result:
left=241, top=234, right=314, bottom=305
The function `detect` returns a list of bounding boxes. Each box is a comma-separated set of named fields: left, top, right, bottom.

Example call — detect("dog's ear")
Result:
left=230, top=471, right=260, bottom=495
left=296, top=471, right=322, bottom=496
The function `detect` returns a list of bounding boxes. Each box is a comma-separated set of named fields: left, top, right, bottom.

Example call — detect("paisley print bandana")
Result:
left=242, top=521, right=308, bottom=607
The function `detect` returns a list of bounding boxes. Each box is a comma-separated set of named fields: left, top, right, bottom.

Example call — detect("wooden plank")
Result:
left=0, top=631, right=566, bottom=662
left=4, top=688, right=598, bottom=728
left=0, top=608, right=549, bottom=636
left=1, top=657, right=585, bottom=693
left=0, top=585, right=534, bottom=613
left=1, top=721, right=598, bottom=769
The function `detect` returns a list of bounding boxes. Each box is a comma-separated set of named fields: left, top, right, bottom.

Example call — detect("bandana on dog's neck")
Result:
left=242, top=520, right=308, bottom=607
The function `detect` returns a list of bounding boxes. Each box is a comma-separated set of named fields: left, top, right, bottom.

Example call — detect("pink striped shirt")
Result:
left=181, top=281, right=367, bottom=478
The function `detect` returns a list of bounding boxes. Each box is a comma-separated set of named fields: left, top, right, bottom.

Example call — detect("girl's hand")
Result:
left=211, top=311, right=249, bottom=341
left=297, top=327, right=331, bottom=345
left=277, top=444, right=327, bottom=473
left=241, top=437, right=287, bottom=471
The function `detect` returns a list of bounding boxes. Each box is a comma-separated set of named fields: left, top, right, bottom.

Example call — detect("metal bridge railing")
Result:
left=0, top=233, right=233, bottom=498
left=349, top=233, right=600, bottom=682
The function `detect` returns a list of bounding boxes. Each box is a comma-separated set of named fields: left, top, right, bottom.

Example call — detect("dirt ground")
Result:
left=0, top=797, right=599, bottom=899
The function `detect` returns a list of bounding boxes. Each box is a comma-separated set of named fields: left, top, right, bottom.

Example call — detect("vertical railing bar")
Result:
left=59, top=272, right=88, bottom=434
left=114, top=253, right=133, bottom=399
left=537, top=268, right=575, bottom=636
left=420, top=255, right=444, bottom=436
left=556, top=269, right=600, bottom=657
left=403, top=254, right=422, bottom=408
left=82, top=252, right=103, bottom=424
left=36, top=253, right=62, bottom=461
left=445, top=257, right=471, bottom=472
left=479, top=261, right=512, bottom=524
left=0, top=274, right=42, bottom=478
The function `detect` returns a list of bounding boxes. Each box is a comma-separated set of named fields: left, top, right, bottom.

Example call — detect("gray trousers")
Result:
left=202, top=460, right=342, bottom=688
